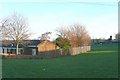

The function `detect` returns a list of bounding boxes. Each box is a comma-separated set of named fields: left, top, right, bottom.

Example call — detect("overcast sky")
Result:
left=0, top=0, right=118, bottom=40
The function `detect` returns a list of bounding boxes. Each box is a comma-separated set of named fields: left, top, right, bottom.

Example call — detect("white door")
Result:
left=32, top=49, right=36, bottom=55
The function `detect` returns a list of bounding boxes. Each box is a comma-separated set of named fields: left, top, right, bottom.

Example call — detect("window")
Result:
left=18, top=49, right=21, bottom=54
left=7, top=49, right=11, bottom=53
left=4, top=48, right=7, bottom=53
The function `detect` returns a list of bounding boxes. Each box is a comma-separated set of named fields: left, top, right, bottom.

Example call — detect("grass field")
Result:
left=2, top=43, right=118, bottom=78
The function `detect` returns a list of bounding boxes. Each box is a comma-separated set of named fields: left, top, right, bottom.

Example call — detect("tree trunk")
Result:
left=16, top=43, right=19, bottom=55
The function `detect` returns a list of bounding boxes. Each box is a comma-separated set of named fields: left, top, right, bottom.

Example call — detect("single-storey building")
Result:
left=0, top=40, right=59, bottom=55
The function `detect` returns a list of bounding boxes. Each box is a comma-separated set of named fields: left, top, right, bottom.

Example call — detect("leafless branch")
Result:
left=1, top=13, right=31, bottom=54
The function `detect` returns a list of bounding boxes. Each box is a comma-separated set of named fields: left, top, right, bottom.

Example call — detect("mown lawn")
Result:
left=2, top=43, right=118, bottom=78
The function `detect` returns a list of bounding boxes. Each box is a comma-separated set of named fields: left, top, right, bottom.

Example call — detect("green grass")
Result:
left=2, top=43, right=118, bottom=78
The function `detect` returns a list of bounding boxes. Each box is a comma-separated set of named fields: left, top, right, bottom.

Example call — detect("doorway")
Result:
left=32, top=49, right=36, bottom=55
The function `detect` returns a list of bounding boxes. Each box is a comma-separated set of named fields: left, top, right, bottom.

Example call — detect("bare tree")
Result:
left=70, top=24, right=91, bottom=47
left=56, top=27, right=67, bottom=38
left=0, top=20, right=7, bottom=32
left=2, top=14, right=30, bottom=55
left=56, top=24, right=91, bottom=48
left=0, top=20, right=8, bottom=40
left=38, top=32, right=52, bottom=40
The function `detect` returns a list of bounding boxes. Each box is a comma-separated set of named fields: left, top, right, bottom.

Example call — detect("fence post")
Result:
left=60, top=49, right=62, bottom=55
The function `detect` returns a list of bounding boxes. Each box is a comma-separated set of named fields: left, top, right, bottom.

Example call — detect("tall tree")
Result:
left=68, top=24, right=91, bottom=47
left=54, top=35, right=70, bottom=49
left=2, top=14, right=30, bottom=55
left=56, top=24, right=91, bottom=48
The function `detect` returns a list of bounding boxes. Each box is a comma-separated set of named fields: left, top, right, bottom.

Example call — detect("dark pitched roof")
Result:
left=1, top=40, right=42, bottom=47
left=22, top=40, right=42, bottom=46
left=1, top=40, right=14, bottom=47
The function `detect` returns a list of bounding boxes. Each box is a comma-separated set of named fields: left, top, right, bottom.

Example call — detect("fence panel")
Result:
left=38, top=49, right=62, bottom=58
left=69, top=46, right=91, bottom=55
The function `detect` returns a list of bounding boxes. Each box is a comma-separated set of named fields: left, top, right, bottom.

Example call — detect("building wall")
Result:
left=23, top=47, right=38, bottom=55
left=1, top=47, right=23, bottom=54
left=0, top=47, right=2, bottom=54
left=37, top=40, right=59, bottom=52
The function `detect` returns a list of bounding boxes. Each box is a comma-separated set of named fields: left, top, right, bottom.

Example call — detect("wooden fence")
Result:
left=69, top=46, right=91, bottom=55
left=38, top=46, right=91, bottom=58
left=38, top=49, right=62, bottom=58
